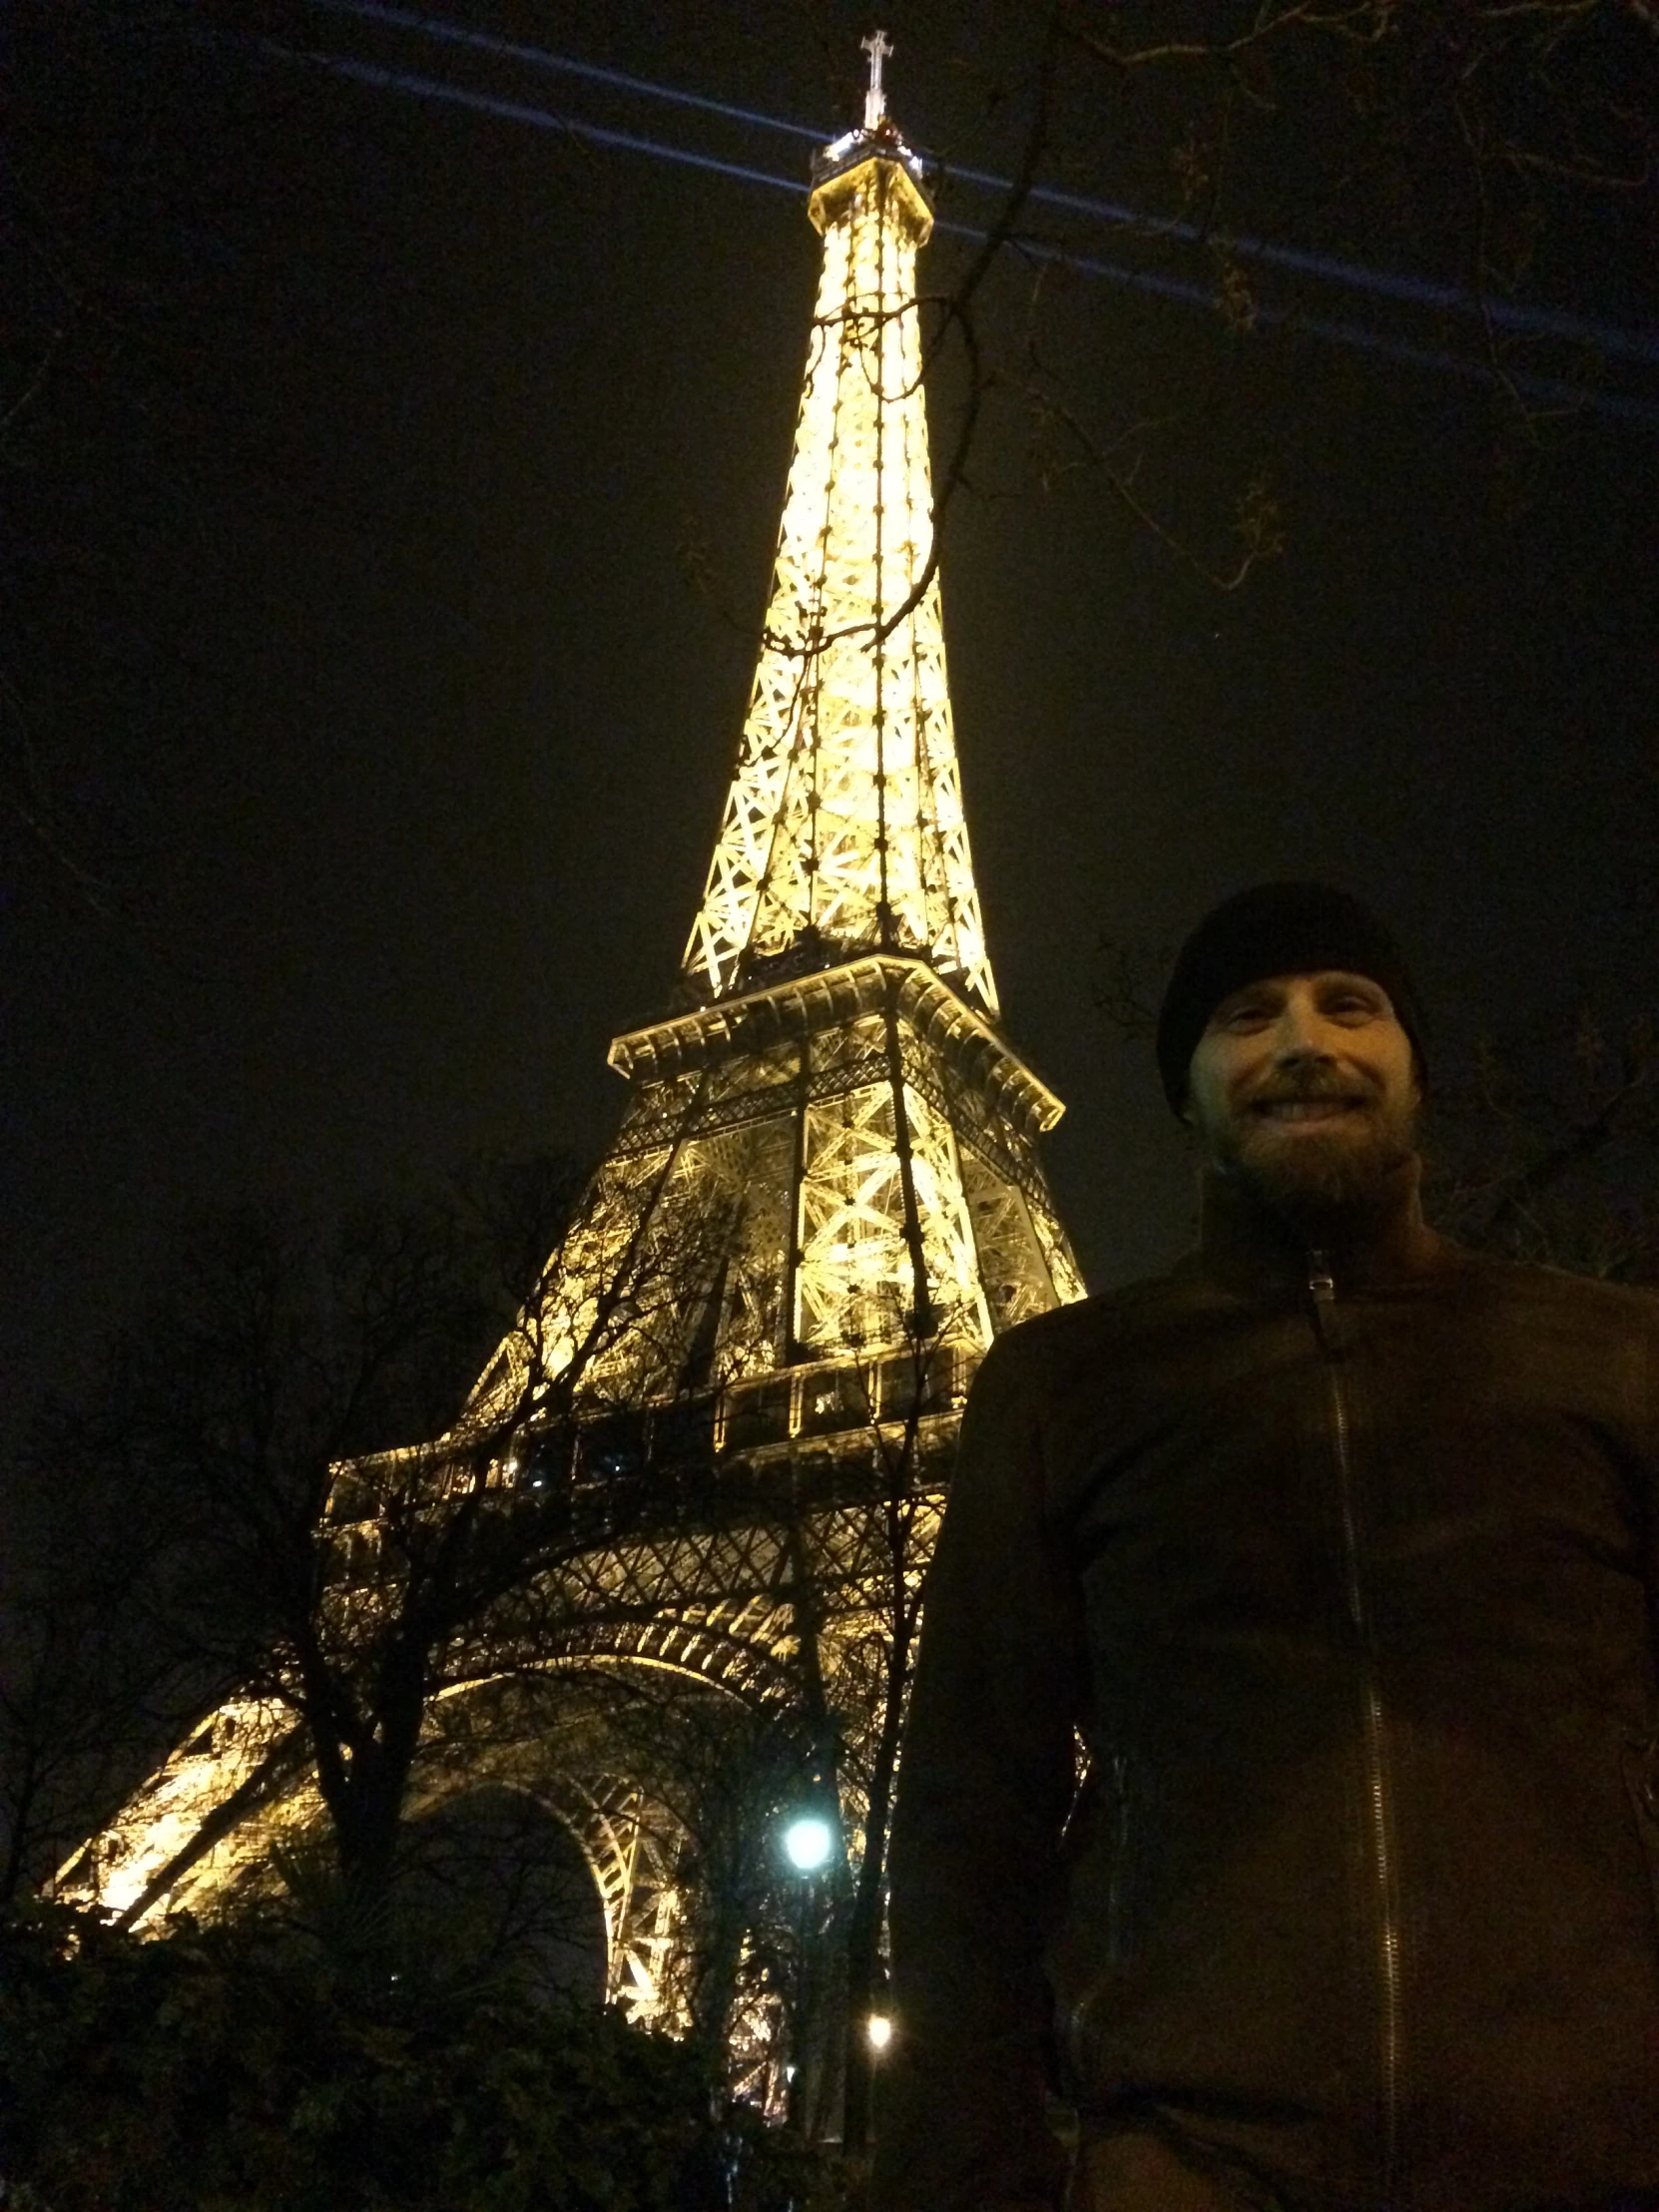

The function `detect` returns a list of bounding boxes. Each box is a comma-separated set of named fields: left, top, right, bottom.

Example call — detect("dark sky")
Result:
left=6, top=1, right=1658, bottom=1442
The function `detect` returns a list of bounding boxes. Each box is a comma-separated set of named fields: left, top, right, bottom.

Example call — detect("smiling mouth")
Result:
left=1250, top=1097, right=1367, bottom=1124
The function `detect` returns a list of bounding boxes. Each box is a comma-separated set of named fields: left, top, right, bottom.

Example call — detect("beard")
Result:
left=1210, top=1077, right=1419, bottom=1227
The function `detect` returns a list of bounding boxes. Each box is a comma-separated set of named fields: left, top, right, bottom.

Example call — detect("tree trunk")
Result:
left=841, top=1639, right=907, bottom=2156
left=0, top=1762, right=40, bottom=1905
left=304, top=1632, right=431, bottom=1957
left=689, top=1863, right=749, bottom=2065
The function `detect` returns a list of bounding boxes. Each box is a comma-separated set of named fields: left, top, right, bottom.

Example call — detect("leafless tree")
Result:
left=823, top=1323, right=950, bottom=2162
left=34, top=1159, right=588, bottom=1919
left=1426, top=1009, right=1659, bottom=1280
left=0, top=1441, right=184, bottom=1903
left=42, top=1094, right=798, bottom=1948
left=852, top=0, right=1658, bottom=635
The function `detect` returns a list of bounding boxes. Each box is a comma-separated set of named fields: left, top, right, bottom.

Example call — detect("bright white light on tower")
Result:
left=783, top=1815, right=833, bottom=1871
left=865, top=2011, right=893, bottom=2051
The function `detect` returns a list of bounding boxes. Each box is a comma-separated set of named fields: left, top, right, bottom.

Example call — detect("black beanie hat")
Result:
left=1155, top=882, right=1427, bottom=1115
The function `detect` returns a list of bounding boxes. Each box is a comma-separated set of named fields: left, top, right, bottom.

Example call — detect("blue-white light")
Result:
left=783, top=1814, right=832, bottom=1871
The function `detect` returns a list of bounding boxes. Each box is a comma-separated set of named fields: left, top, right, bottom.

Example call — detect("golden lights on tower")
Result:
left=684, top=69, right=996, bottom=1016
left=60, top=42, right=1085, bottom=2017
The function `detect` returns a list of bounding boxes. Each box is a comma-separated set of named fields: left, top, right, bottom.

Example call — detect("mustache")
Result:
left=1243, top=1071, right=1381, bottom=1110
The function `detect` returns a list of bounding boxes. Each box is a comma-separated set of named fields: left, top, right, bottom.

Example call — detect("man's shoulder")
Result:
left=980, top=1253, right=1659, bottom=1375
left=1451, top=1247, right=1659, bottom=1329
left=974, top=1268, right=1197, bottom=1386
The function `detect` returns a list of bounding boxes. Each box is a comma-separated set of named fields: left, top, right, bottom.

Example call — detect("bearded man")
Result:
left=871, top=884, right=1659, bottom=2212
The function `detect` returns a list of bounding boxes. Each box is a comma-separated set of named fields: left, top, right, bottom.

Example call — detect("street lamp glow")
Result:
left=865, top=2011, right=893, bottom=2051
left=782, top=1814, right=833, bottom=1871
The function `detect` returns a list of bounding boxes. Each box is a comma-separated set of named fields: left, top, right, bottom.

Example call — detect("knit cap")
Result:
left=1155, top=882, right=1427, bottom=1114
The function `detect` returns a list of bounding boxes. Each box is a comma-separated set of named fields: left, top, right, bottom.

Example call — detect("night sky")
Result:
left=6, top=1, right=1658, bottom=1446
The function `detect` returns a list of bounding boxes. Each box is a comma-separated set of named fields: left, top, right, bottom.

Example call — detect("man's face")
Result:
left=1184, top=970, right=1421, bottom=1215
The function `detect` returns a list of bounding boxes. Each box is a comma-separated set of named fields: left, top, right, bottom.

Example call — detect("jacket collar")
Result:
left=1186, top=1152, right=1454, bottom=1297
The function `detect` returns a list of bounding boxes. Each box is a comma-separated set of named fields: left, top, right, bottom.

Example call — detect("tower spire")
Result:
left=684, top=61, right=997, bottom=1016
left=860, top=28, right=892, bottom=129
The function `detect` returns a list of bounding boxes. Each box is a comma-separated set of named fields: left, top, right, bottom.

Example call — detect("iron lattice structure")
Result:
left=66, top=61, right=1084, bottom=2106
left=685, top=119, right=994, bottom=1015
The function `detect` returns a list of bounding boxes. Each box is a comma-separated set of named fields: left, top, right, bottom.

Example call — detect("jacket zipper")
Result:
left=1310, top=1251, right=1400, bottom=2204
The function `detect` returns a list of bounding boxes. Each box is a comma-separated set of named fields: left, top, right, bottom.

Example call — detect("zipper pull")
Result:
left=1308, top=1249, right=1336, bottom=1305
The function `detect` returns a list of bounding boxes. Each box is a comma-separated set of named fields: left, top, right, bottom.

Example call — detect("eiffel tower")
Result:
left=67, top=35, right=1082, bottom=2079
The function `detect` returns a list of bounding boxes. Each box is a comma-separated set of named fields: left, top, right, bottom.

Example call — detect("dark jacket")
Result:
left=873, top=1164, right=1659, bottom=2212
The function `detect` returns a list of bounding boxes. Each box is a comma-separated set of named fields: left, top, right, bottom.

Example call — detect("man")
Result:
left=871, top=884, right=1659, bottom=2212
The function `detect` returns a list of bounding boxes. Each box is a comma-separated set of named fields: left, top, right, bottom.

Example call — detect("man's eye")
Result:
left=1222, top=1002, right=1274, bottom=1028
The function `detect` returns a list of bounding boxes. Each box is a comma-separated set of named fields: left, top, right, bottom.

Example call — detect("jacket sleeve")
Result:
left=871, top=1327, right=1088, bottom=2212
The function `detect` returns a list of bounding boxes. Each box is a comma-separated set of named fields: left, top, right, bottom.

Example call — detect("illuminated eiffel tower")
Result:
left=70, top=36, right=1082, bottom=2068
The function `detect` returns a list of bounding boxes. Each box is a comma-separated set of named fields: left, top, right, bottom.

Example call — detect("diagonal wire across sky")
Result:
left=264, top=0, right=1659, bottom=428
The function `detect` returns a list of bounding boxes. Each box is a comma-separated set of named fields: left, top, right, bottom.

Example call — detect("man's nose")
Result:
left=1271, top=1005, right=1332, bottom=1060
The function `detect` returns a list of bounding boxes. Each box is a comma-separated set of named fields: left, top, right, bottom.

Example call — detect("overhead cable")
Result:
left=305, top=0, right=1659, bottom=368
left=260, top=40, right=1659, bottom=428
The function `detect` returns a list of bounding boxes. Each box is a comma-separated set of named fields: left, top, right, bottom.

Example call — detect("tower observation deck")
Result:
left=66, top=37, right=1084, bottom=2100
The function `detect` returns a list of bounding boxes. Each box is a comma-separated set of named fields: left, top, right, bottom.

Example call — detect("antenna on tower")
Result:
left=812, top=27, right=933, bottom=203
left=860, top=28, right=892, bottom=130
